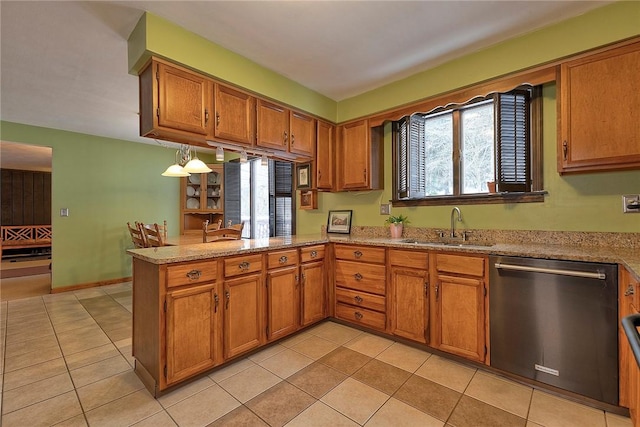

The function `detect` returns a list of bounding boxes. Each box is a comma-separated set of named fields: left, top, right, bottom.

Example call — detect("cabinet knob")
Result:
left=354, top=295, right=363, bottom=304
left=279, top=255, right=288, bottom=264
left=354, top=311, right=363, bottom=320
left=310, top=250, right=318, bottom=258
left=186, top=270, right=201, bottom=280
left=625, top=284, right=635, bottom=296
left=354, top=272, right=363, bottom=281
left=353, top=250, right=363, bottom=259
left=238, top=261, right=250, bottom=271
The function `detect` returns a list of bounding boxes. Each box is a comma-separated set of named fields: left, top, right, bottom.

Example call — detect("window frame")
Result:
left=391, top=86, right=545, bottom=207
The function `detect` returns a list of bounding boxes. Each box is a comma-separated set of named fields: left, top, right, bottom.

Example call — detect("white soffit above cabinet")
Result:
left=0, top=0, right=613, bottom=156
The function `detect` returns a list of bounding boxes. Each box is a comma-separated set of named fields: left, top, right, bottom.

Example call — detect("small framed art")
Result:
left=296, top=163, right=311, bottom=189
left=327, top=210, right=352, bottom=234
left=300, top=190, right=318, bottom=210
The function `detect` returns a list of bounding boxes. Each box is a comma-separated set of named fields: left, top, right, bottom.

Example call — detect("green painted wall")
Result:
left=337, top=1, right=640, bottom=121
left=127, top=13, right=337, bottom=123
left=297, top=84, right=640, bottom=234
left=0, top=122, right=183, bottom=290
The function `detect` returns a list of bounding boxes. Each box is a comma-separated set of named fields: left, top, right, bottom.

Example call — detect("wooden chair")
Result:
left=228, top=221, right=245, bottom=233
left=144, top=223, right=166, bottom=247
left=127, top=222, right=147, bottom=248
left=142, top=220, right=168, bottom=241
left=203, top=220, right=242, bottom=243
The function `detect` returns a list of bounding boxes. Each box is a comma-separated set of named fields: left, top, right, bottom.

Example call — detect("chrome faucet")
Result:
left=450, top=207, right=462, bottom=238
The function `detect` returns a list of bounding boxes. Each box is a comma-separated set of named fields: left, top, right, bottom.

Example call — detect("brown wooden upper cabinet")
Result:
left=558, top=41, right=640, bottom=174
left=257, top=99, right=290, bottom=151
left=289, top=111, right=316, bottom=157
left=316, top=120, right=335, bottom=191
left=139, top=58, right=212, bottom=146
left=337, top=119, right=383, bottom=191
left=213, top=84, right=255, bottom=146
left=257, top=99, right=316, bottom=158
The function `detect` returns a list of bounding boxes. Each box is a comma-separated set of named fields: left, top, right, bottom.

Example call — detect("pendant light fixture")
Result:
left=183, top=149, right=212, bottom=174
left=162, top=147, right=191, bottom=177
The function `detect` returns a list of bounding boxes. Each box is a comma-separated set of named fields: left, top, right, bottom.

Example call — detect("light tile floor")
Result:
left=0, top=282, right=633, bottom=426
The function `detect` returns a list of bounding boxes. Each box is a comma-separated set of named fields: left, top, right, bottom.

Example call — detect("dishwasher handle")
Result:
left=623, top=314, right=640, bottom=369
left=494, top=262, right=606, bottom=280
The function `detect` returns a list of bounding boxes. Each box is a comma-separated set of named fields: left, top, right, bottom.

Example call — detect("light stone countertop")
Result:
left=127, top=233, right=640, bottom=281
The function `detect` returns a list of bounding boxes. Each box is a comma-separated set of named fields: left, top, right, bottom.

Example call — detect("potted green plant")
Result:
left=385, top=214, right=409, bottom=239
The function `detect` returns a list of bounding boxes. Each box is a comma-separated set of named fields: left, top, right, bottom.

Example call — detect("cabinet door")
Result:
left=266, top=266, right=300, bottom=341
left=621, top=267, right=640, bottom=409
left=214, top=84, right=254, bottom=146
left=289, top=111, right=316, bottom=157
left=432, top=274, right=485, bottom=362
left=157, top=62, right=211, bottom=136
left=257, top=99, right=289, bottom=151
left=224, top=274, right=263, bottom=358
left=339, top=120, right=370, bottom=190
left=559, top=42, right=640, bottom=173
left=301, top=261, right=325, bottom=326
left=166, top=283, right=220, bottom=385
left=390, top=266, right=428, bottom=344
left=316, top=120, right=335, bottom=190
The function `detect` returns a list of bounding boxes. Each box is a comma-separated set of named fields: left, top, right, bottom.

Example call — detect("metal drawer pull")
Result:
left=354, top=312, right=363, bottom=320
left=238, top=261, right=250, bottom=271
left=354, top=273, right=363, bottom=281
left=494, top=262, right=606, bottom=280
left=279, top=255, right=288, bottom=264
left=354, top=295, right=363, bottom=304
left=186, top=270, right=201, bottom=280
left=353, top=250, right=363, bottom=258
left=214, top=293, right=219, bottom=313
left=225, top=290, right=230, bottom=309
left=310, top=250, right=318, bottom=258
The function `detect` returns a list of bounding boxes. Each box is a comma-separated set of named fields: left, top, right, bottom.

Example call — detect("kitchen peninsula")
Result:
left=128, top=230, right=640, bottom=416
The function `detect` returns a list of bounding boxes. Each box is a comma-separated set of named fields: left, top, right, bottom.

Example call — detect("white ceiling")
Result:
left=0, top=0, right=612, bottom=167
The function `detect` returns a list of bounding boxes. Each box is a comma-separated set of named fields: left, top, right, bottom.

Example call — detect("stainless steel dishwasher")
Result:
left=489, top=256, right=618, bottom=405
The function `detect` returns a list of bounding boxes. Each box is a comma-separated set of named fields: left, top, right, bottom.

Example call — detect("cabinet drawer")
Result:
left=336, top=303, right=386, bottom=330
left=267, top=249, right=298, bottom=269
left=167, top=260, right=218, bottom=288
left=336, top=287, right=385, bottom=312
left=224, top=254, right=263, bottom=278
left=335, top=245, right=385, bottom=264
left=435, top=254, right=485, bottom=277
left=389, top=249, right=429, bottom=269
left=300, top=245, right=325, bottom=263
left=335, top=260, right=386, bottom=295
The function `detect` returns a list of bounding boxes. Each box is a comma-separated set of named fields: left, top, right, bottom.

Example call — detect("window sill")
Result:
left=391, top=191, right=547, bottom=207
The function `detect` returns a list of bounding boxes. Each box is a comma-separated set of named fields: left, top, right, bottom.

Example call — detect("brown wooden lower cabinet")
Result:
left=301, top=259, right=326, bottom=326
left=620, top=265, right=640, bottom=425
left=166, top=283, right=221, bottom=385
left=266, top=265, right=300, bottom=341
left=223, top=273, right=263, bottom=359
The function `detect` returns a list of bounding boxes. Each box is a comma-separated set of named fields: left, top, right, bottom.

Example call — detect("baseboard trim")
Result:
left=51, top=276, right=132, bottom=293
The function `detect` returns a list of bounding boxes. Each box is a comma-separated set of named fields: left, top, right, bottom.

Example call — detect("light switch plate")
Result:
left=622, top=195, right=640, bottom=213
left=380, top=203, right=391, bottom=215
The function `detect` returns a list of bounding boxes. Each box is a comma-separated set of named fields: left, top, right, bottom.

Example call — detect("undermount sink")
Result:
left=399, top=238, right=494, bottom=249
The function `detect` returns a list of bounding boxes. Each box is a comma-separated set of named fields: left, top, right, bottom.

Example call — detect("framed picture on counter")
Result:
left=327, top=210, right=352, bottom=234
left=296, top=163, right=311, bottom=189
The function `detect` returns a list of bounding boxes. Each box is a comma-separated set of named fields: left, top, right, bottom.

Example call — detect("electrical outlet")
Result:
left=380, top=203, right=391, bottom=215
left=622, top=195, right=640, bottom=213
left=60, top=208, right=69, bottom=217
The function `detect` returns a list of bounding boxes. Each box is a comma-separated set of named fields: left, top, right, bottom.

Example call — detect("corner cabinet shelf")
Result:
left=180, top=164, right=224, bottom=234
